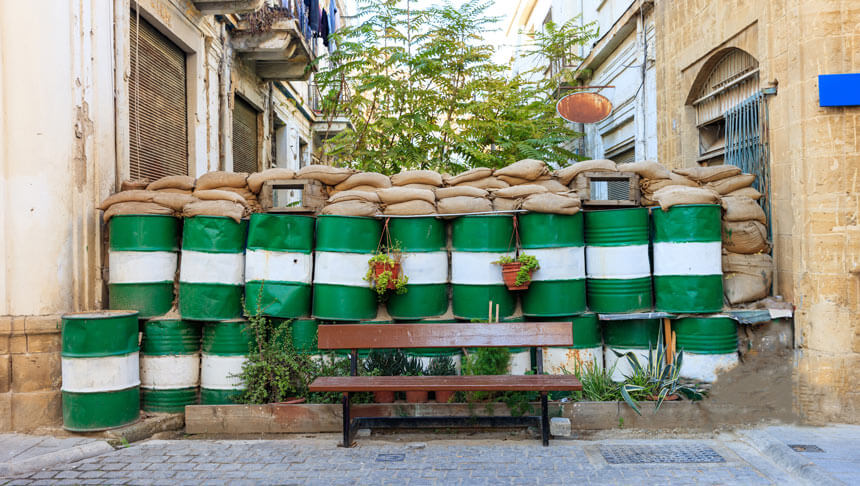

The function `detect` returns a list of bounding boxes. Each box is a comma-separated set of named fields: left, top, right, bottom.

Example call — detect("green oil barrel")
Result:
left=139, top=318, right=201, bottom=413
left=450, top=215, right=516, bottom=320
left=673, top=316, right=739, bottom=382
left=312, top=216, right=382, bottom=321
left=533, top=314, right=603, bottom=375
left=244, top=214, right=315, bottom=318
left=61, top=311, right=140, bottom=431
left=519, top=212, right=586, bottom=316
left=108, top=215, right=180, bottom=319
left=200, top=320, right=252, bottom=404
left=385, top=217, right=449, bottom=320
left=179, top=216, right=248, bottom=321
left=603, top=319, right=661, bottom=381
left=652, top=204, right=723, bottom=313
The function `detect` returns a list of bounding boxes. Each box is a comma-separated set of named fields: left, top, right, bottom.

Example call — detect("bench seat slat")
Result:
left=308, top=375, right=583, bottom=392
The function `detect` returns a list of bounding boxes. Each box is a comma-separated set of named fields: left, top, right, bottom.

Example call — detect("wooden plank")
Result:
left=308, top=375, right=583, bottom=392
left=317, top=322, right=573, bottom=350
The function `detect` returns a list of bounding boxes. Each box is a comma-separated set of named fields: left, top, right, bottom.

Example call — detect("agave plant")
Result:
left=614, top=326, right=704, bottom=415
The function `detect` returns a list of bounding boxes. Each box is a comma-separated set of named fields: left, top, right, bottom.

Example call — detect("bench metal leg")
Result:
left=340, top=392, right=352, bottom=448
left=540, top=392, right=549, bottom=446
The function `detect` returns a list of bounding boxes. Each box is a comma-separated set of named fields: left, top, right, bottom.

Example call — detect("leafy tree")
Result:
left=315, top=0, right=597, bottom=174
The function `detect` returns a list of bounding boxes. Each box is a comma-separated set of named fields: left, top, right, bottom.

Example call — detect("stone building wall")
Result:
left=654, top=0, right=859, bottom=423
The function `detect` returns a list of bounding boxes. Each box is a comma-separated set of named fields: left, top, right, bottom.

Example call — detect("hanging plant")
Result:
left=494, top=254, right=540, bottom=290
left=365, top=251, right=408, bottom=298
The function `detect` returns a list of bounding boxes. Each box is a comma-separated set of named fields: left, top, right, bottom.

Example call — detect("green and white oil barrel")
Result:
left=179, top=216, right=248, bottom=320
left=651, top=204, right=723, bottom=313
left=291, top=318, right=323, bottom=363
left=385, top=217, right=449, bottom=320
left=139, top=318, right=201, bottom=413
left=603, top=319, right=661, bottom=381
left=584, top=208, right=652, bottom=313
left=108, top=215, right=180, bottom=319
left=450, top=215, right=516, bottom=320
left=61, top=311, right=140, bottom=431
left=312, top=216, right=382, bottom=321
left=519, top=212, right=586, bottom=316
left=536, top=314, right=602, bottom=374
left=244, top=214, right=314, bottom=318
left=673, top=317, right=739, bottom=382
left=200, top=319, right=252, bottom=404
left=508, top=347, right=533, bottom=375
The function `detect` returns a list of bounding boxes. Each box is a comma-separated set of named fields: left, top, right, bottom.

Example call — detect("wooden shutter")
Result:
left=232, top=96, right=259, bottom=173
left=128, top=11, right=188, bottom=180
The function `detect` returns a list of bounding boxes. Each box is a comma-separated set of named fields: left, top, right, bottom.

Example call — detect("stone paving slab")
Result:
left=762, top=424, right=860, bottom=485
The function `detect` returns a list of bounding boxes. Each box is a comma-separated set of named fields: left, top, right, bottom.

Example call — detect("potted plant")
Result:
left=494, top=254, right=540, bottom=290
left=365, top=251, right=408, bottom=298
left=403, top=357, right=428, bottom=403
left=363, top=349, right=407, bottom=403
left=427, top=355, right=457, bottom=403
left=615, top=327, right=704, bottom=415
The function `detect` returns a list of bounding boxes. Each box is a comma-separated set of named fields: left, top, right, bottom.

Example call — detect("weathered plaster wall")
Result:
left=655, top=0, right=860, bottom=423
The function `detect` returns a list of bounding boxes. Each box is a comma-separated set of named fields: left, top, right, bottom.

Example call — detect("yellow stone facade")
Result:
left=655, top=0, right=860, bottom=423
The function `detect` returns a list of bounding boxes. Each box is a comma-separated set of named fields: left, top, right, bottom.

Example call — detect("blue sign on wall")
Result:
left=818, top=73, right=860, bottom=107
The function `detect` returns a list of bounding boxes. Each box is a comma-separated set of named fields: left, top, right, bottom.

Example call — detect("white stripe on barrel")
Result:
left=679, top=353, right=739, bottom=382
left=542, top=346, right=603, bottom=375
left=180, top=250, right=244, bottom=285
left=451, top=251, right=515, bottom=285
left=653, top=242, right=722, bottom=276
left=200, top=355, right=246, bottom=390
left=508, top=350, right=532, bottom=375
left=245, top=250, right=312, bottom=284
left=313, top=251, right=372, bottom=287
left=400, top=252, right=448, bottom=285
left=61, top=353, right=140, bottom=393
left=526, top=247, right=585, bottom=282
left=604, top=347, right=649, bottom=382
left=585, top=245, right=650, bottom=279
left=109, top=251, right=177, bottom=283
left=140, top=354, right=200, bottom=390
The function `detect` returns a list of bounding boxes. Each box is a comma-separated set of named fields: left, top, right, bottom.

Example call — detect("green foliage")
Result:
left=494, top=254, right=540, bottom=286
left=305, top=353, right=374, bottom=404
left=315, top=0, right=596, bottom=173
left=363, top=349, right=408, bottom=376
left=459, top=347, right=533, bottom=416
left=426, top=355, right=457, bottom=376
left=365, top=252, right=408, bottom=298
left=403, top=356, right=425, bottom=376
left=566, top=360, right=622, bottom=402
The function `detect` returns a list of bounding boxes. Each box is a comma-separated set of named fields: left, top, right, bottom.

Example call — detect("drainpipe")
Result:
left=219, top=23, right=232, bottom=172
left=634, top=1, right=647, bottom=160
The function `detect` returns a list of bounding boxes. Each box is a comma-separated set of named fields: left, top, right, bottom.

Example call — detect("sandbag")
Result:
left=215, top=186, right=255, bottom=200
left=328, top=190, right=380, bottom=204
left=196, top=171, right=249, bottom=190
left=121, top=179, right=150, bottom=191
left=707, top=173, right=756, bottom=195
left=492, top=197, right=520, bottom=211
left=456, top=176, right=509, bottom=190
left=673, top=165, right=741, bottom=183
left=376, top=187, right=436, bottom=204
left=296, top=164, right=355, bottom=185
left=98, top=190, right=156, bottom=210
left=321, top=200, right=379, bottom=217
left=617, top=160, right=671, bottom=179
left=103, top=201, right=173, bottom=222
left=390, top=170, right=443, bottom=187
left=182, top=200, right=245, bottom=223
left=401, top=183, right=439, bottom=191
left=722, top=220, right=769, bottom=254
left=493, top=184, right=548, bottom=199
left=155, top=188, right=193, bottom=195
left=334, top=172, right=391, bottom=191
left=495, top=159, right=549, bottom=180
left=521, top=193, right=581, bottom=215
left=193, top=189, right=249, bottom=207
left=383, top=200, right=436, bottom=215
left=497, top=174, right=551, bottom=185
left=640, top=195, right=658, bottom=207
left=329, top=184, right=379, bottom=195
left=555, top=159, right=616, bottom=185
left=641, top=173, right=698, bottom=193
left=652, top=186, right=720, bottom=210
left=722, top=252, right=773, bottom=305
left=437, top=196, right=492, bottom=214
left=147, top=175, right=195, bottom=192
left=443, top=167, right=493, bottom=185
left=726, top=186, right=762, bottom=200
left=246, top=168, right=295, bottom=193
left=152, top=193, right=198, bottom=212
left=435, top=186, right=489, bottom=199
left=533, top=179, right=570, bottom=193
left=721, top=196, right=767, bottom=224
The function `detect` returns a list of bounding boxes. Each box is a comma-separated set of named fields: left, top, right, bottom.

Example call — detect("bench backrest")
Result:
left=316, top=322, right=573, bottom=350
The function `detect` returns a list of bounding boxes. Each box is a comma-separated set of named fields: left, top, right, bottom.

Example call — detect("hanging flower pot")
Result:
left=501, top=263, right=531, bottom=290
left=366, top=253, right=408, bottom=299
left=495, top=254, right=539, bottom=291
left=372, top=261, right=401, bottom=289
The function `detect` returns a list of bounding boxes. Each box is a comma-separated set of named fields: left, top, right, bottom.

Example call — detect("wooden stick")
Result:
left=663, top=318, right=672, bottom=365
left=488, top=301, right=493, bottom=323
left=495, top=304, right=500, bottom=323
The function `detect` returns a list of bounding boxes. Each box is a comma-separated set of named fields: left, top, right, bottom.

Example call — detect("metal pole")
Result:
left=540, top=392, right=549, bottom=446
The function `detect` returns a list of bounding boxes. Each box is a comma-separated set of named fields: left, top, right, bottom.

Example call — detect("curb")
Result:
left=0, top=441, right=115, bottom=477
left=736, top=430, right=844, bottom=486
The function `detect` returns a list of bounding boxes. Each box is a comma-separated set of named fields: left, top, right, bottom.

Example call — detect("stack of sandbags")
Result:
left=651, top=185, right=721, bottom=210
left=494, top=159, right=550, bottom=185
left=194, top=171, right=260, bottom=214
left=490, top=184, right=548, bottom=211
left=121, top=179, right=150, bottom=191
left=444, top=167, right=508, bottom=190
left=722, top=251, right=773, bottom=305
left=98, top=190, right=175, bottom=222
left=718, top=180, right=772, bottom=305
left=614, top=160, right=696, bottom=207
left=147, top=175, right=195, bottom=195
left=390, top=170, right=443, bottom=191
left=377, top=187, right=436, bottom=216
left=296, top=164, right=355, bottom=186
left=521, top=192, right=581, bottom=215
left=331, top=171, right=391, bottom=195
left=555, top=159, right=617, bottom=199
left=246, top=168, right=296, bottom=194
left=322, top=189, right=381, bottom=217
left=435, top=186, right=492, bottom=214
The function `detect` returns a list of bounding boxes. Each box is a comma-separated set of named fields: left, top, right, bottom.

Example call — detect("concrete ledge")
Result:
left=186, top=400, right=785, bottom=435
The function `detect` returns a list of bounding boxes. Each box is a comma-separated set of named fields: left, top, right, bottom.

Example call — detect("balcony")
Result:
left=193, top=0, right=265, bottom=15
left=232, top=6, right=317, bottom=81
left=309, top=80, right=353, bottom=137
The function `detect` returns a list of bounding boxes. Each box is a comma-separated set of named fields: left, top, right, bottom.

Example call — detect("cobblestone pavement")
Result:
left=0, top=433, right=809, bottom=485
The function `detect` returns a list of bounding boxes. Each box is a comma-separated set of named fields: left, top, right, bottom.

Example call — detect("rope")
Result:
left=376, top=217, right=391, bottom=254
left=508, top=214, right=521, bottom=253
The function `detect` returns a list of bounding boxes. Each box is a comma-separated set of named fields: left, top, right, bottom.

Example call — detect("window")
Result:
left=232, top=96, right=259, bottom=173
left=129, top=10, right=188, bottom=180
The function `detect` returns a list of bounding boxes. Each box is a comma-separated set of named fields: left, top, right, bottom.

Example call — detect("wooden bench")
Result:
left=308, top=322, right=583, bottom=447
